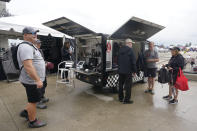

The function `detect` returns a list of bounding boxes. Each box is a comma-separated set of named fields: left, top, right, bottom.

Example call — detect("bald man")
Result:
left=144, top=42, right=159, bottom=95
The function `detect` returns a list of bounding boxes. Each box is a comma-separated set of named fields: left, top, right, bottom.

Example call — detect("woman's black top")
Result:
left=61, top=47, right=71, bottom=61
left=165, top=54, right=184, bottom=84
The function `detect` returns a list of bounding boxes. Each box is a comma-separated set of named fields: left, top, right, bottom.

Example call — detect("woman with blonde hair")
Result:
left=163, top=47, right=185, bottom=104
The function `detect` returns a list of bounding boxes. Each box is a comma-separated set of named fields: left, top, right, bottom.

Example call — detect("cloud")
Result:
left=6, top=0, right=197, bottom=45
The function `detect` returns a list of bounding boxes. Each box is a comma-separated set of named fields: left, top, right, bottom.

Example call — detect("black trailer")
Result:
left=43, top=16, right=165, bottom=89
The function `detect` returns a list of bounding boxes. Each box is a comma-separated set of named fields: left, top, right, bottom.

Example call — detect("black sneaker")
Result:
left=20, top=110, right=28, bottom=120
left=144, top=89, right=150, bottom=93
left=119, top=99, right=123, bottom=102
left=61, top=79, right=67, bottom=82
left=123, top=100, right=134, bottom=104
left=28, top=119, right=47, bottom=128
left=36, top=102, right=47, bottom=109
left=40, top=97, right=49, bottom=103
left=169, top=99, right=178, bottom=104
left=163, top=95, right=172, bottom=100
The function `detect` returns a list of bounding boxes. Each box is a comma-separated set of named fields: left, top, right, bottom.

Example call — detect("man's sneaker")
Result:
left=61, top=79, right=67, bottom=82
left=123, top=100, right=134, bottom=104
left=20, top=110, right=28, bottom=120
left=144, top=89, right=150, bottom=93
left=28, top=119, right=47, bottom=128
left=149, top=90, right=155, bottom=95
left=145, top=89, right=154, bottom=95
left=36, top=102, right=47, bottom=109
left=163, top=95, right=173, bottom=100
left=40, top=97, right=49, bottom=103
left=169, top=99, right=178, bottom=104
left=119, top=99, right=123, bottom=102
left=62, top=79, right=69, bottom=83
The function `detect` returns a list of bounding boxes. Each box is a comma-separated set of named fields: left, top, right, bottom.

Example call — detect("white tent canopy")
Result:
left=0, top=13, right=131, bottom=37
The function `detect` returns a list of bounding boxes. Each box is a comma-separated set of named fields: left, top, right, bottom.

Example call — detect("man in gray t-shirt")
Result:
left=17, top=42, right=46, bottom=84
left=18, top=27, right=46, bottom=128
left=144, top=42, right=159, bottom=95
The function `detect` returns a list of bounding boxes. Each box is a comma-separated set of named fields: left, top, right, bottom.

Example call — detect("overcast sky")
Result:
left=5, top=0, right=197, bottom=45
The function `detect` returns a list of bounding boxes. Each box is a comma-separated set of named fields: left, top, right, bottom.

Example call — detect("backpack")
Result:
left=2, top=42, right=35, bottom=75
left=158, top=67, right=170, bottom=84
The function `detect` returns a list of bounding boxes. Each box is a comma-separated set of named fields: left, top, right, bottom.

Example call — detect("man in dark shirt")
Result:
left=34, top=39, right=49, bottom=109
left=118, top=38, right=137, bottom=104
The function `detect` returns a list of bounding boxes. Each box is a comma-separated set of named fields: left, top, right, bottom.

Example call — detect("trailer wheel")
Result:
left=93, top=86, right=103, bottom=93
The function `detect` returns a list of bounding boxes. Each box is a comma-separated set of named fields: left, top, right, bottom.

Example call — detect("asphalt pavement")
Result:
left=0, top=75, right=197, bottom=131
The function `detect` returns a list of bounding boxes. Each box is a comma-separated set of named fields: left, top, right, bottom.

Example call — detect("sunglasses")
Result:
left=27, top=32, right=37, bottom=35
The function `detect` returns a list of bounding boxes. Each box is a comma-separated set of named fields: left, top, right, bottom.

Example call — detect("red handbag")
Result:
left=175, top=68, right=189, bottom=91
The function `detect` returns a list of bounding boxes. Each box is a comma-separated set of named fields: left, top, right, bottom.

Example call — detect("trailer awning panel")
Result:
left=110, top=17, right=165, bottom=40
left=43, top=17, right=96, bottom=37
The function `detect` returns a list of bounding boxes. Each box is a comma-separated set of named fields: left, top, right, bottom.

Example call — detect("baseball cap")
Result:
left=125, top=38, right=135, bottom=44
left=22, top=27, right=39, bottom=35
left=170, top=46, right=180, bottom=51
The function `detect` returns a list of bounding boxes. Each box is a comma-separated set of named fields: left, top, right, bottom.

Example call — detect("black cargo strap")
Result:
left=20, top=65, right=24, bottom=72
